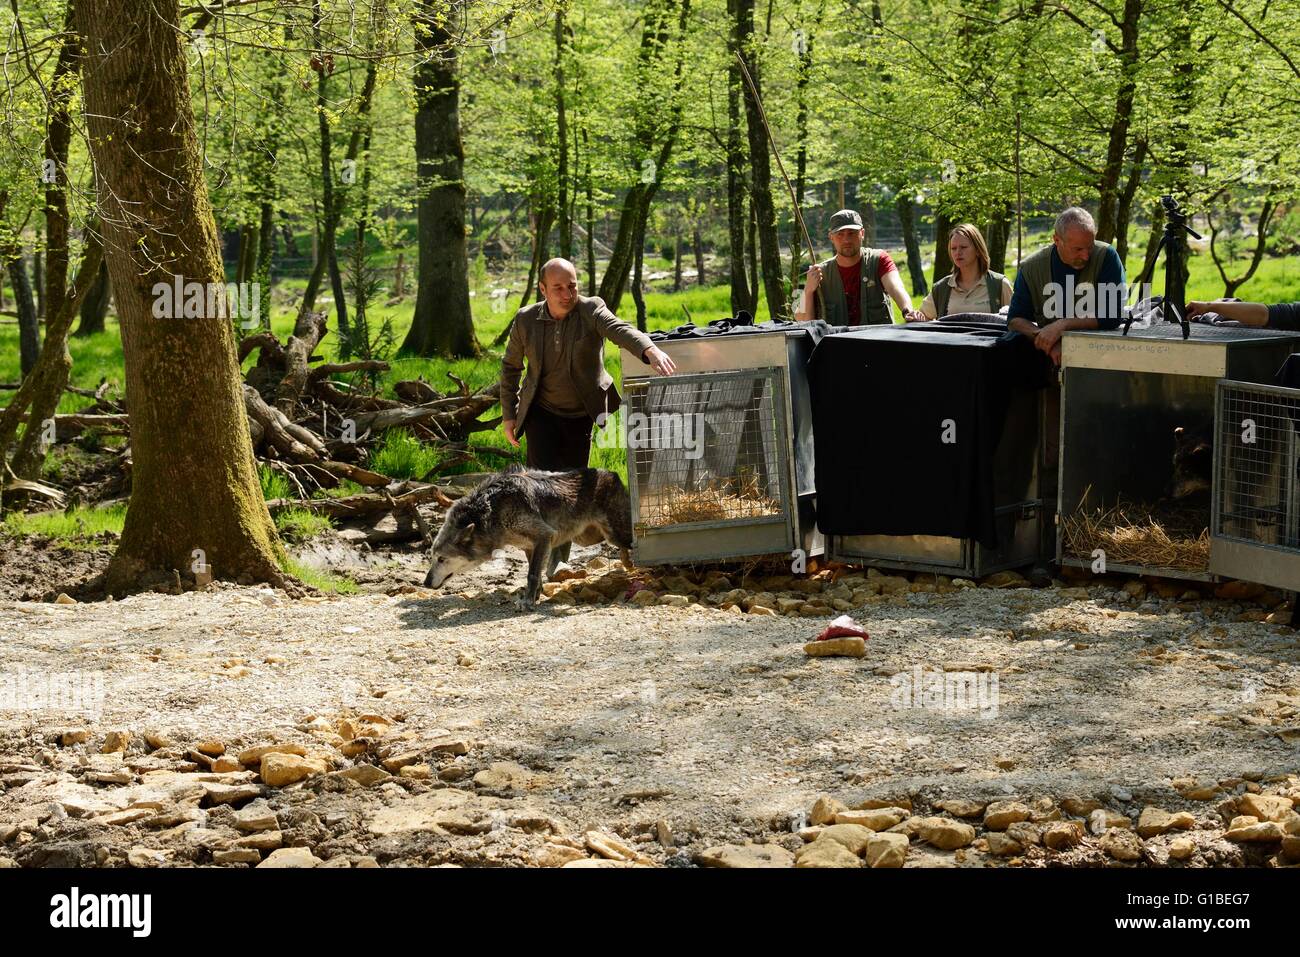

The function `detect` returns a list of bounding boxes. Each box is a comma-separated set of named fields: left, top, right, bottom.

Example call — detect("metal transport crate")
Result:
left=1057, top=324, right=1300, bottom=581
left=619, top=325, right=820, bottom=565
left=1209, top=379, right=1300, bottom=591
left=821, top=319, right=1055, bottom=578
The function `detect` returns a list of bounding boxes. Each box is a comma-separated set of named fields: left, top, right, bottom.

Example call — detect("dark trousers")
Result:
left=523, top=406, right=594, bottom=568
left=523, top=405, right=594, bottom=471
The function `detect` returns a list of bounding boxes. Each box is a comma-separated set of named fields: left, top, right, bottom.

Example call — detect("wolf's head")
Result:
left=423, top=499, right=493, bottom=588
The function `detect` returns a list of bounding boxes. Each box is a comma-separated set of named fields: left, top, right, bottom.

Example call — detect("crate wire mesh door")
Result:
left=627, top=368, right=790, bottom=537
left=1214, top=381, right=1300, bottom=551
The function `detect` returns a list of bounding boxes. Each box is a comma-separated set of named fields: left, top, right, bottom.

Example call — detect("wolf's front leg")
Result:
left=521, top=540, right=551, bottom=609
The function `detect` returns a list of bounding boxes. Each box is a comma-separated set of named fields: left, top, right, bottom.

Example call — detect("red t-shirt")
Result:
left=836, top=253, right=896, bottom=325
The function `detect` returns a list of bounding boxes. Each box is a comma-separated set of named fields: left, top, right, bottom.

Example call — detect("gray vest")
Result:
left=1018, top=241, right=1110, bottom=324
left=933, top=270, right=1006, bottom=318
left=817, top=252, right=891, bottom=326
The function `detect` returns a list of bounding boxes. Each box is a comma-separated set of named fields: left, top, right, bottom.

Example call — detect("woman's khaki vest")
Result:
left=932, top=270, right=1006, bottom=318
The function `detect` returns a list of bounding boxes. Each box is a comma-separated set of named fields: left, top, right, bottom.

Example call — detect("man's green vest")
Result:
left=1018, top=240, right=1111, bottom=325
left=817, top=251, right=891, bottom=326
left=932, top=270, right=1007, bottom=318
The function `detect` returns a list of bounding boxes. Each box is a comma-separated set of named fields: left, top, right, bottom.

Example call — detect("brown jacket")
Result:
left=500, top=295, right=655, bottom=430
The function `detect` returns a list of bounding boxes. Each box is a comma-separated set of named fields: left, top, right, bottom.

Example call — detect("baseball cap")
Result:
left=829, top=209, right=864, bottom=232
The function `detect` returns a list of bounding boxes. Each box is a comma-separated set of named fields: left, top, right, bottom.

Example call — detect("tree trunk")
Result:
left=252, top=42, right=288, bottom=315
left=255, top=200, right=276, bottom=316
left=8, top=231, right=102, bottom=482
left=1114, top=138, right=1147, bottom=265
left=632, top=234, right=647, bottom=332
left=932, top=211, right=954, bottom=284
left=1210, top=197, right=1277, bottom=298
left=400, top=0, right=479, bottom=357
left=299, top=0, right=340, bottom=321
left=9, top=254, right=41, bottom=377
left=4, top=2, right=81, bottom=485
left=693, top=216, right=705, bottom=287
left=554, top=4, right=572, bottom=260
left=1139, top=199, right=1165, bottom=284
left=43, top=2, right=80, bottom=339
left=33, top=245, right=44, bottom=319
left=73, top=258, right=111, bottom=337
left=280, top=218, right=299, bottom=257
left=726, top=0, right=750, bottom=315
left=789, top=1, right=821, bottom=292
left=896, top=193, right=928, bottom=296
left=747, top=199, right=759, bottom=314
left=75, top=0, right=288, bottom=592
left=1165, top=0, right=1195, bottom=288
left=328, top=245, right=349, bottom=356
left=1094, top=0, right=1142, bottom=244
left=986, top=203, right=1012, bottom=273
left=583, top=127, right=596, bottom=294
left=596, top=0, right=691, bottom=313
left=672, top=227, right=682, bottom=292
left=737, top=0, right=787, bottom=320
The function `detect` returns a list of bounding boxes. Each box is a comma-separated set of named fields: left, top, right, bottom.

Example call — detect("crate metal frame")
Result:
left=1056, top=324, right=1300, bottom=582
left=1210, top=379, right=1300, bottom=591
left=620, top=329, right=816, bottom=565
left=624, top=366, right=792, bottom=563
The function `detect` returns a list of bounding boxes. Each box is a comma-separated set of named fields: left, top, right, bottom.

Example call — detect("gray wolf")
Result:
left=423, top=466, right=633, bottom=607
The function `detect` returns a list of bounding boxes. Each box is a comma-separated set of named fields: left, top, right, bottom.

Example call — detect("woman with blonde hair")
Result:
left=912, top=223, right=1012, bottom=320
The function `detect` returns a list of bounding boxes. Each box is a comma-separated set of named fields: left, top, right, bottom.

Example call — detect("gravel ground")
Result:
left=1, top=541, right=1298, bottom=868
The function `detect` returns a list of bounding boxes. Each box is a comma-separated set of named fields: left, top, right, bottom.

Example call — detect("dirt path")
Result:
left=1, top=547, right=1298, bottom=868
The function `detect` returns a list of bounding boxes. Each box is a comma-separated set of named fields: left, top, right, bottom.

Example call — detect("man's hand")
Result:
left=644, top=345, right=676, bottom=375
left=904, top=308, right=930, bottom=322
left=1186, top=300, right=1215, bottom=319
left=805, top=263, right=824, bottom=292
left=1034, top=319, right=1066, bottom=354
left=504, top=419, right=520, bottom=447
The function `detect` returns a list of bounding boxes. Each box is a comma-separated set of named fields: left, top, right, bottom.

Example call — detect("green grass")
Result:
left=282, top=556, right=358, bottom=594
left=310, top=478, right=367, bottom=499
left=369, top=427, right=443, bottom=480
left=273, top=506, right=334, bottom=541
left=3, top=501, right=127, bottom=546
left=258, top=464, right=291, bottom=500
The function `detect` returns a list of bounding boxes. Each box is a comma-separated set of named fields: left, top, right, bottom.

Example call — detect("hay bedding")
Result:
left=641, top=472, right=782, bottom=526
left=1062, top=486, right=1210, bottom=571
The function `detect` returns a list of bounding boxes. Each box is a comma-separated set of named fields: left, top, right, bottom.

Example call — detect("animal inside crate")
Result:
left=1209, top=379, right=1300, bottom=591
left=619, top=325, right=819, bottom=565
left=1057, top=324, right=1300, bottom=581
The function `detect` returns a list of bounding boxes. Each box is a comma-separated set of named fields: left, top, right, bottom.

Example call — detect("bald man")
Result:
left=501, top=258, right=676, bottom=474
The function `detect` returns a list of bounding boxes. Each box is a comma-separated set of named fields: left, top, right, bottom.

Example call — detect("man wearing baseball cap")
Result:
left=795, top=209, right=922, bottom=326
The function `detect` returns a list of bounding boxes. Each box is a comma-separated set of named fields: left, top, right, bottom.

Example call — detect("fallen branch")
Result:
left=264, top=481, right=453, bottom=517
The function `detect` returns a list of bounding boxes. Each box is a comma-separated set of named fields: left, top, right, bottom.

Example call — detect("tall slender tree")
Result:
left=76, top=0, right=288, bottom=592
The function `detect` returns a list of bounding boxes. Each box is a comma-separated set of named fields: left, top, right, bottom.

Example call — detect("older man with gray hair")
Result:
left=1007, top=206, right=1126, bottom=364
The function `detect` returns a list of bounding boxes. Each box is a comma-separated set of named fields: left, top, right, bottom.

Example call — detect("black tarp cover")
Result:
left=809, top=321, right=1053, bottom=548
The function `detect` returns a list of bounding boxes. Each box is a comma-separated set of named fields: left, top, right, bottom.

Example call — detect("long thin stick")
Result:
left=1015, top=111, right=1023, bottom=268
left=734, top=51, right=824, bottom=318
